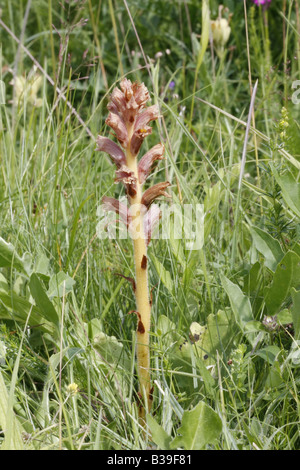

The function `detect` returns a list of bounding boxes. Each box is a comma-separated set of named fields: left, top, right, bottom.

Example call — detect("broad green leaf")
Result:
left=264, top=361, right=284, bottom=390
left=291, top=288, right=300, bottom=340
left=277, top=309, right=293, bottom=325
left=0, top=237, right=28, bottom=274
left=244, top=262, right=261, bottom=296
left=29, top=273, right=59, bottom=325
left=244, top=320, right=265, bottom=333
left=272, top=167, right=300, bottom=218
left=170, top=401, right=222, bottom=450
left=146, top=414, right=172, bottom=450
left=34, top=253, right=50, bottom=275
left=47, top=271, right=76, bottom=298
left=264, top=251, right=300, bottom=315
left=93, top=332, right=131, bottom=370
left=255, top=345, right=281, bottom=365
left=200, top=310, right=236, bottom=364
left=221, top=275, right=254, bottom=343
left=251, top=226, right=284, bottom=272
left=0, top=291, right=56, bottom=334
left=157, top=314, right=181, bottom=346
left=0, top=370, right=25, bottom=450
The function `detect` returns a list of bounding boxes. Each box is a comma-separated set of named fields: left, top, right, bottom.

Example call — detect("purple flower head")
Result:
left=251, top=0, right=272, bottom=8
left=169, top=80, right=175, bottom=90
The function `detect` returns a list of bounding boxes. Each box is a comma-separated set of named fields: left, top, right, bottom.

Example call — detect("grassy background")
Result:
left=0, top=0, right=300, bottom=450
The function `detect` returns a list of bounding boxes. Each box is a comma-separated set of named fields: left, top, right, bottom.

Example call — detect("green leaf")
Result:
left=291, top=288, right=300, bottom=340
left=0, top=237, right=28, bottom=274
left=157, top=314, right=181, bottom=346
left=34, top=253, right=50, bottom=275
left=251, top=226, right=284, bottom=272
left=170, top=401, right=222, bottom=450
left=255, top=345, right=281, bottom=365
left=277, top=309, right=293, bottom=325
left=146, top=415, right=172, bottom=450
left=0, top=371, right=25, bottom=450
left=264, top=251, right=300, bottom=315
left=244, top=320, right=266, bottom=333
left=244, top=262, right=261, bottom=297
left=272, top=167, right=300, bottom=218
left=0, top=291, right=56, bottom=334
left=200, top=310, right=236, bottom=363
left=93, top=332, right=131, bottom=370
left=29, top=273, right=59, bottom=325
left=220, top=275, right=254, bottom=343
left=47, top=271, right=76, bottom=298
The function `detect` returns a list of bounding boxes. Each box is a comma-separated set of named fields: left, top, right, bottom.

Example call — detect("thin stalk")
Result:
left=243, top=0, right=261, bottom=212
left=283, top=0, right=293, bottom=103
left=125, top=128, right=152, bottom=420
left=188, top=0, right=209, bottom=130
left=108, top=0, right=124, bottom=77
left=231, top=80, right=258, bottom=269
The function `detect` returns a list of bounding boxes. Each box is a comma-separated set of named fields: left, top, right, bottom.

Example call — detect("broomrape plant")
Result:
left=97, top=78, right=170, bottom=422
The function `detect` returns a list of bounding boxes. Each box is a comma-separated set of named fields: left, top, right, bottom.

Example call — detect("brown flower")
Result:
left=102, top=196, right=130, bottom=227
left=141, top=181, right=171, bottom=208
left=105, top=112, right=128, bottom=148
left=115, top=165, right=138, bottom=197
left=138, top=143, right=165, bottom=184
left=96, top=136, right=126, bottom=168
left=144, top=204, right=161, bottom=245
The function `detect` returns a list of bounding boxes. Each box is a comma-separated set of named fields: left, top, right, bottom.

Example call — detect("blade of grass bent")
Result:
left=231, top=79, right=258, bottom=269
left=196, top=97, right=300, bottom=170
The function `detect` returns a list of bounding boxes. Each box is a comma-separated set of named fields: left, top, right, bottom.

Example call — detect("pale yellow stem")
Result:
left=126, top=135, right=152, bottom=420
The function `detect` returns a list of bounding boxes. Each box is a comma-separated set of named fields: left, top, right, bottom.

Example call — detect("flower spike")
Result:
left=97, top=78, right=170, bottom=426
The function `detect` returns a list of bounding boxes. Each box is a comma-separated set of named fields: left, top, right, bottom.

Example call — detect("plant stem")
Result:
left=126, top=134, right=152, bottom=421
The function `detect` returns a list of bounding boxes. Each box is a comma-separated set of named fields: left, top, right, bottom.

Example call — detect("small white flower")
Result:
left=66, top=382, right=79, bottom=396
left=10, top=68, right=43, bottom=107
left=211, top=18, right=231, bottom=47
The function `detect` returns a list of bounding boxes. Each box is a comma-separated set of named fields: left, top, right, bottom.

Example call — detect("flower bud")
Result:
left=211, top=18, right=231, bottom=48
